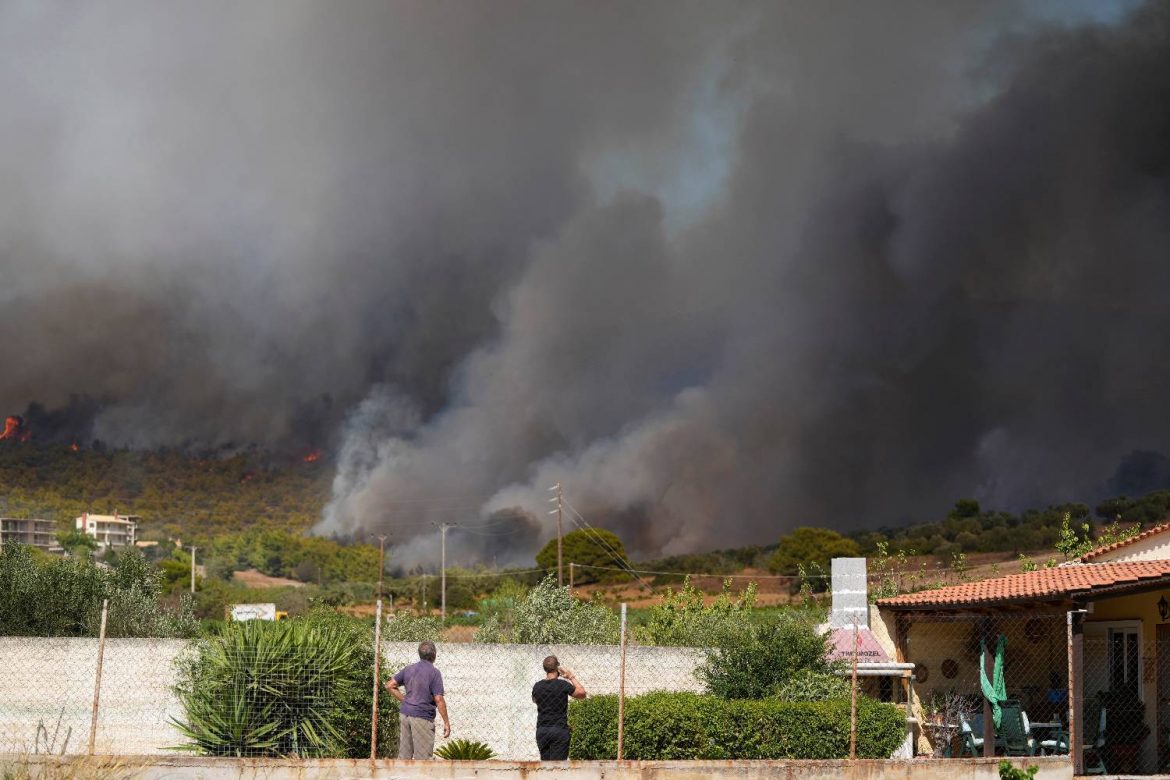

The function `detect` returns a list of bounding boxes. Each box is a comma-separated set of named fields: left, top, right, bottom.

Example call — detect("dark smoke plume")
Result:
left=1, top=1, right=1166, bottom=564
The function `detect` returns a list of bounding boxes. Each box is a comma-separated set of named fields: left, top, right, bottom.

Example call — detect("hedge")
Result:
left=568, top=692, right=906, bottom=760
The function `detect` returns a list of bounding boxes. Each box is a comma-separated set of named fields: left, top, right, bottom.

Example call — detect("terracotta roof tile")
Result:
left=877, top=560, right=1170, bottom=609
left=1077, top=520, right=1170, bottom=561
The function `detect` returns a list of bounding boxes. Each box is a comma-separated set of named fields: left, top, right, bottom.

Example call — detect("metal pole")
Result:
left=377, top=535, right=386, bottom=600
left=371, top=598, right=383, bottom=761
left=189, top=546, right=197, bottom=593
left=617, top=602, right=627, bottom=760
left=440, top=524, right=454, bottom=619
left=569, top=562, right=574, bottom=591
left=557, top=484, right=563, bottom=586
left=850, top=620, right=859, bottom=760
left=1068, top=609, right=1085, bottom=774
left=88, top=599, right=109, bottom=755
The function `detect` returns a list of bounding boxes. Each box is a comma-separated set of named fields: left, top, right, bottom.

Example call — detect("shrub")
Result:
left=772, top=669, right=850, bottom=701
left=381, top=615, right=445, bottom=642
left=636, top=577, right=757, bottom=647
left=0, top=544, right=195, bottom=638
left=568, top=692, right=904, bottom=760
left=475, top=575, right=619, bottom=644
left=434, top=738, right=496, bottom=760
left=535, top=529, right=630, bottom=584
left=698, top=612, right=834, bottom=699
left=172, top=611, right=396, bottom=757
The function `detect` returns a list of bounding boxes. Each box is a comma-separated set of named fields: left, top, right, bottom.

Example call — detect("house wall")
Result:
left=1084, top=588, right=1170, bottom=772
left=1089, top=534, right=1170, bottom=563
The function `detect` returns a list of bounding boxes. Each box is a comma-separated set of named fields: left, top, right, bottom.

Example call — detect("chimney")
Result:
left=829, top=557, right=868, bottom=629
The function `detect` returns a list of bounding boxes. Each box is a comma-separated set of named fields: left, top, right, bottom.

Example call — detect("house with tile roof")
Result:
left=872, top=523, right=1170, bottom=774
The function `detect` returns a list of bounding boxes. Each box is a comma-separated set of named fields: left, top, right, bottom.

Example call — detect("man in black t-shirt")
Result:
left=531, top=654, right=586, bottom=760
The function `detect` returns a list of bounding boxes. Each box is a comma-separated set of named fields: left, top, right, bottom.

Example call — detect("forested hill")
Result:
left=0, top=442, right=329, bottom=543
left=4, top=439, right=1170, bottom=565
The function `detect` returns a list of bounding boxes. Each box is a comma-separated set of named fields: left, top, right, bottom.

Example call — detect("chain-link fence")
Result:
left=0, top=600, right=710, bottom=760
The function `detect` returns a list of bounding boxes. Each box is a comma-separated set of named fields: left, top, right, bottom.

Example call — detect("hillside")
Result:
left=0, top=441, right=329, bottom=543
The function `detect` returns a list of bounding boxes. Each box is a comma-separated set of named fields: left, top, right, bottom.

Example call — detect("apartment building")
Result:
left=0, top=517, right=58, bottom=552
left=75, top=512, right=139, bottom=548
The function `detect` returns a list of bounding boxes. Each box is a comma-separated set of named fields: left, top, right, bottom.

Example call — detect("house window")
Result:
left=1108, top=626, right=1141, bottom=697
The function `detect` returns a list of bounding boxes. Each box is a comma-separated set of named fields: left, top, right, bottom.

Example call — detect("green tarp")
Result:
left=980, top=634, right=1007, bottom=728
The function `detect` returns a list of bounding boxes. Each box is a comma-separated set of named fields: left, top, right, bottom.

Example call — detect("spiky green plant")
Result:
left=172, top=612, right=397, bottom=757
left=434, top=739, right=496, bottom=760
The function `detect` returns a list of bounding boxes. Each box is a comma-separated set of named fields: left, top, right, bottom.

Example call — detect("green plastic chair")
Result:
left=1081, top=701, right=1108, bottom=775
left=960, top=712, right=985, bottom=757
left=997, top=698, right=1036, bottom=756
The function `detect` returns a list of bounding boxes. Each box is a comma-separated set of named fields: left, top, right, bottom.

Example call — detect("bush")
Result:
left=698, top=612, right=834, bottom=699
left=636, top=577, right=757, bottom=647
left=172, top=611, right=397, bottom=757
left=475, top=575, right=619, bottom=644
left=382, top=615, right=445, bottom=642
left=772, top=669, right=850, bottom=701
left=0, top=543, right=195, bottom=638
left=568, top=692, right=905, bottom=759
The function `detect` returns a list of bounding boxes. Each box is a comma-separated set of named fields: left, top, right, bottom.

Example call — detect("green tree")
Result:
left=535, top=529, right=630, bottom=584
left=767, top=527, right=861, bottom=576
left=56, top=529, right=98, bottom=557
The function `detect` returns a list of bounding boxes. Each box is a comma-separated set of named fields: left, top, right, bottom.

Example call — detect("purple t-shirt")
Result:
left=393, top=660, right=445, bottom=720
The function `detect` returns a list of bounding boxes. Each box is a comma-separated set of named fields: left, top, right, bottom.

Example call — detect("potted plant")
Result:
left=920, top=691, right=976, bottom=758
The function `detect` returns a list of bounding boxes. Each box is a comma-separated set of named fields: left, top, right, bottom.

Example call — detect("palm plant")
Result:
left=434, top=739, right=496, bottom=760
left=172, top=614, right=395, bottom=757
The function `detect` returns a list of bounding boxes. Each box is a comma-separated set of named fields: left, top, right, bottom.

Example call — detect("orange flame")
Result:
left=0, top=415, right=24, bottom=441
left=303, top=450, right=321, bottom=463
left=70, top=441, right=80, bottom=452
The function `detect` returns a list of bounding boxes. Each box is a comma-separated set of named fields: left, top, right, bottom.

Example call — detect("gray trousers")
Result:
left=398, top=714, right=436, bottom=759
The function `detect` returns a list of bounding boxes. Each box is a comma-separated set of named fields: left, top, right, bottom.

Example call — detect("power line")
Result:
left=561, top=498, right=653, bottom=592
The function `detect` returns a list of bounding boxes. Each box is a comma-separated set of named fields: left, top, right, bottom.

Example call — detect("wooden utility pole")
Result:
left=569, top=562, right=574, bottom=591
left=549, top=483, right=564, bottom=585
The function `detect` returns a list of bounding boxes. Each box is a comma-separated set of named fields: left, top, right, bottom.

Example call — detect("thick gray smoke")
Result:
left=2, top=1, right=1166, bottom=562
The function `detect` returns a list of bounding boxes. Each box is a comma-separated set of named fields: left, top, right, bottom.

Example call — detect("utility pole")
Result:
left=437, top=523, right=457, bottom=619
left=189, top=546, right=197, bottom=593
left=549, top=483, right=564, bottom=585
left=377, top=535, right=387, bottom=600
left=569, top=562, right=575, bottom=590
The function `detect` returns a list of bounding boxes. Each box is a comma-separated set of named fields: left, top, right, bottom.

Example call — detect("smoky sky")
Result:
left=2, top=0, right=1168, bottom=564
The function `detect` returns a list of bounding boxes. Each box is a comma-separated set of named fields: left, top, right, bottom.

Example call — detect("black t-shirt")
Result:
left=532, top=678, right=575, bottom=729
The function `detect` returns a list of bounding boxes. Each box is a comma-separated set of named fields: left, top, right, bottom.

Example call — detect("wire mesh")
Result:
left=899, top=613, right=1070, bottom=761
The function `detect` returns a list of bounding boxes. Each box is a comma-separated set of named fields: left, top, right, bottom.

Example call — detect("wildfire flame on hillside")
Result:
left=303, top=450, right=321, bottom=463
left=0, top=415, right=25, bottom=441
left=70, top=441, right=80, bottom=452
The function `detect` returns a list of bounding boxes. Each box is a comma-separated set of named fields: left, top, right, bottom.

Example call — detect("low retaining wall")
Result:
left=3, top=755, right=1074, bottom=780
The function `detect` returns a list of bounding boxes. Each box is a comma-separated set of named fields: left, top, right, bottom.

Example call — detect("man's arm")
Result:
left=562, top=667, right=587, bottom=699
left=434, top=694, right=451, bottom=738
left=386, top=673, right=406, bottom=703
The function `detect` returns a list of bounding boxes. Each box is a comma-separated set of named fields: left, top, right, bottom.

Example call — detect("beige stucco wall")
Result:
left=1083, top=588, right=1170, bottom=772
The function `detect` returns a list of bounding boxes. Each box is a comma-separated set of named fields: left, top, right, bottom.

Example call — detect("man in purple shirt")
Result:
left=387, top=641, right=451, bottom=759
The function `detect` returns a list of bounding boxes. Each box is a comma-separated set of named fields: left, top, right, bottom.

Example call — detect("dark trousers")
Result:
left=536, top=726, right=571, bottom=760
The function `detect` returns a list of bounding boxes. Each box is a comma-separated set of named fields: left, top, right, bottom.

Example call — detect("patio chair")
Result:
left=960, top=712, right=984, bottom=757
left=997, top=698, right=1036, bottom=756
left=1022, top=709, right=1067, bottom=755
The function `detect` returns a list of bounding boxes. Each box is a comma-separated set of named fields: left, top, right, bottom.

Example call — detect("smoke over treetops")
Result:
left=2, top=1, right=1168, bottom=563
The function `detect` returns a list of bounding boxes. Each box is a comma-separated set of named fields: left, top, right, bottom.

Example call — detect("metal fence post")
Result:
left=88, top=598, right=108, bottom=756
left=371, top=597, right=383, bottom=760
left=1068, top=608, right=1084, bottom=775
left=850, top=619, right=859, bottom=760
left=617, top=602, right=627, bottom=760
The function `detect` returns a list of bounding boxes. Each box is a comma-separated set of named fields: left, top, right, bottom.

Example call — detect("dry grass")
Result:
left=0, top=756, right=132, bottom=780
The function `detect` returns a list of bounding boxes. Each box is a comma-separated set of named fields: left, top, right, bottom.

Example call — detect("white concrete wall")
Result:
left=2, top=754, right=1076, bottom=780
left=0, top=638, right=704, bottom=760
